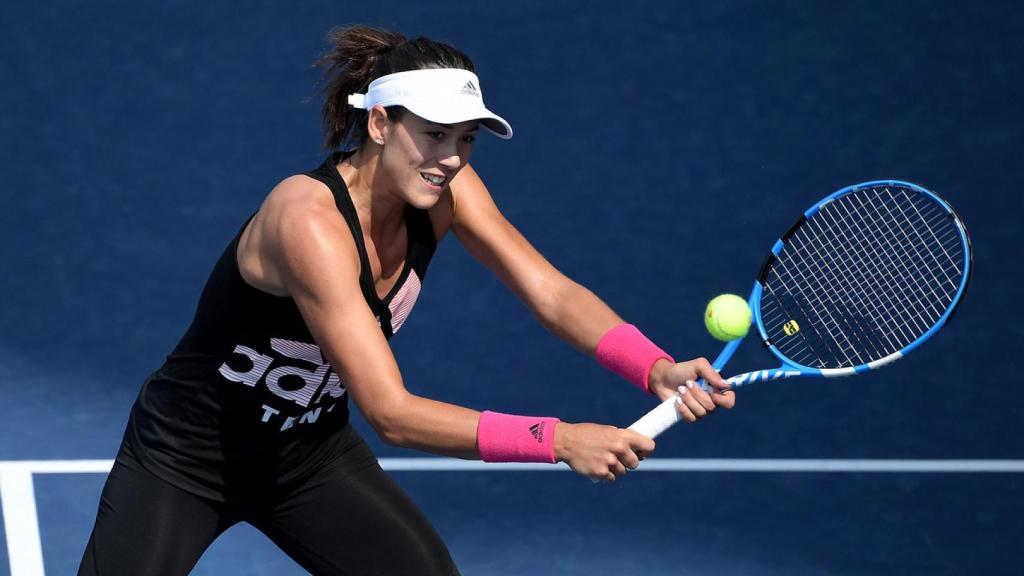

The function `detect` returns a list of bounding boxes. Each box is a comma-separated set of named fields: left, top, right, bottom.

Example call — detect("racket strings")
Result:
left=769, top=226, right=891, bottom=368
left=792, top=187, right=961, bottom=364
left=865, top=189, right=963, bottom=312
left=767, top=243, right=866, bottom=366
left=760, top=185, right=966, bottom=369
left=769, top=200, right=913, bottom=367
left=803, top=190, right=958, bottom=361
left=884, top=188, right=963, bottom=289
left=779, top=228, right=890, bottom=366
left=823, top=193, right=948, bottom=356
left=824, top=194, right=942, bottom=344
left=853, top=191, right=953, bottom=319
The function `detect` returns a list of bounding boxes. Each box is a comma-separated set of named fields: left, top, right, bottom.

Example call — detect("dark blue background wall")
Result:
left=1, top=2, right=1021, bottom=574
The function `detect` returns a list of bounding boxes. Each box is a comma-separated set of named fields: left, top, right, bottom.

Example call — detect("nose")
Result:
left=434, top=138, right=466, bottom=171
left=437, top=148, right=463, bottom=171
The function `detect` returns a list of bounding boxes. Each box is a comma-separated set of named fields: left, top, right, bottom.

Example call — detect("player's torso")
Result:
left=124, top=154, right=437, bottom=500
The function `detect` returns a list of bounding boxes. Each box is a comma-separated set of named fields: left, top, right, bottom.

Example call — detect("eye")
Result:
left=425, top=131, right=445, bottom=141
left=461, top=134, right=477, bottom=144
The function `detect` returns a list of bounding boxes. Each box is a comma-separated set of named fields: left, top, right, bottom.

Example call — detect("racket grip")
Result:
left=627, top=395, right=682, bottom=439
left=591, top=381, right=712, bottom=482
left=590, top=392, right=688, bottom=483
left=627, top=380, right=714, bottom=439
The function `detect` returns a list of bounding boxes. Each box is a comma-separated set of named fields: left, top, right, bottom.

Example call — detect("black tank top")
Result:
left=124, top=153, right=437, bottom=501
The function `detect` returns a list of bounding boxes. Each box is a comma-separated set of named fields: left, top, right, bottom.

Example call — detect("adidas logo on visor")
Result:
left=460, top=80, right=479, bottom=98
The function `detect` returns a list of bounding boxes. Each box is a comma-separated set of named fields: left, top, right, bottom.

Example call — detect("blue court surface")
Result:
left=2, top=1, right=1022, bottom=574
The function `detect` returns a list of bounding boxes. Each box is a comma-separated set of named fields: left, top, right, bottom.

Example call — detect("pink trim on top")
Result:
left=388, top=271, right=422, bottom=333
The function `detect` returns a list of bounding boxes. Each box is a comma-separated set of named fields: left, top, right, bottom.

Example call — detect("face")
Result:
left=372, top=108, right=479, bottom=209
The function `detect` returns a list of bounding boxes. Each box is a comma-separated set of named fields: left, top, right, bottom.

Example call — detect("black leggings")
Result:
left=78, top=444, right=459, bottom=575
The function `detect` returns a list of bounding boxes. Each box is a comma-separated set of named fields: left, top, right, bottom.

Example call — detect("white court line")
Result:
left=2, top=461, right=114, bottom=475
left=379, top=458, right=1024, bottom=473
left=1, top=464, right=45, bottom=576
left=2, top=458, right=1024, bottom=576
left=5, top=458, right=1024, bottom=475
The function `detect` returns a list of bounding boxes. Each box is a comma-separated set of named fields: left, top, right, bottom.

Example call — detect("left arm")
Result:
left=448, top=165, right=621, bottom=353
left=448, top=165, right=735, bottom=413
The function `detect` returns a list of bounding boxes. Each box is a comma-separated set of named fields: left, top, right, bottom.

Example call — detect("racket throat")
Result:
left=728, top=369, right=801, bottom=387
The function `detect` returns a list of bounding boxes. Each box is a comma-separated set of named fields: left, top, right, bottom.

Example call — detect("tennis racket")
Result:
left=630, top=180, right=972, bottom=439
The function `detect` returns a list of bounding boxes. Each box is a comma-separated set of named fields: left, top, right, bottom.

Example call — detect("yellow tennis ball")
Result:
left=705, top=294, right=752, bottom=341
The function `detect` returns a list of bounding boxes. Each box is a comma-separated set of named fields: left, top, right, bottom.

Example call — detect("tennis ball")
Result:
left=705, top=294, right=752, bottom=341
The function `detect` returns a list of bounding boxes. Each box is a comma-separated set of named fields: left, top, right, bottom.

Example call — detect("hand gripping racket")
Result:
left=629, top=180, right=972, bottom=439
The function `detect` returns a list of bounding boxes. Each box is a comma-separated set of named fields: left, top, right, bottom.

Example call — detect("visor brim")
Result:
left=402, top=101, right=513, bottom=139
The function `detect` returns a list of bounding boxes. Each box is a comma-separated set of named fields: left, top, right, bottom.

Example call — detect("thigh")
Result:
left=252, top=461, right=459, bottom=576
left=78, top=455, right=234, bottom=576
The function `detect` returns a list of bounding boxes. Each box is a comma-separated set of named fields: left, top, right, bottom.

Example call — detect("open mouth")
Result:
left=420, top=172, right=446, bottom=187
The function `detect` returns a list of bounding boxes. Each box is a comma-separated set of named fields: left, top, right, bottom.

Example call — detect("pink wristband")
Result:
left=595, top=323, right=675, bottom=394
left=477, top=411, right=559, bottom=464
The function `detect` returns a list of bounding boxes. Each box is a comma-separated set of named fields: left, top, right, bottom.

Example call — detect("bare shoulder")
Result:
left=262, top=174, right=336, bottom=219
left=239, top=174, right=359, bottom=295
left=445, top=164, right=500, bottom=227
left=448, top=163, right=487, bottom=201
left=447, top=163, right=505, bottom=230
left=425, top=164, right=490, bottom=242
left=263, top=174, right=357, bottom=260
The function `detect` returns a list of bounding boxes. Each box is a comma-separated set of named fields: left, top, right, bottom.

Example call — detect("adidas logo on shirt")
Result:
left=460, top=80, right=479, bottom=98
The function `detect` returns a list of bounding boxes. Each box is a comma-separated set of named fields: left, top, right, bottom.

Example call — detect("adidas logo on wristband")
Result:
left=529, top=422, right=546, bottom=443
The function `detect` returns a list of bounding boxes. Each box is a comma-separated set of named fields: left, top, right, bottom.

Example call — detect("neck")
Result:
left=336, top=148, right=406, bottom=241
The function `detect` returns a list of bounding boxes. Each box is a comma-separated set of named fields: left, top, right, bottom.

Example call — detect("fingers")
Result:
left=712, top=389, right=737, bottom=409
left=594, top=453, right=628, bottom=483
left=625, top=429, right=656, bottom=454
left=619, top=447, right=641, bottom=471
left=609, top=456, right=628, bottom=477
left=589, top=428, right=654, bottom=482
left=612, top=434, right=645, bottom=473
left=688, top=357, right=736, bottom=411
left=597, top=455, right=639, bottom=483
left=697, top=359, right=736, bottom=410
left=673, top=386, right=698, bottom=423
left=675, top=381, right=700, bottom=422
left=694, top=357, right=731, bottom=392
left=675, top=380, right=716, bottom=422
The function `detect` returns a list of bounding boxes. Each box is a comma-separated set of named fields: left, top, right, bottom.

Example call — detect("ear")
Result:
left=367, top=105, right=390, bottom=145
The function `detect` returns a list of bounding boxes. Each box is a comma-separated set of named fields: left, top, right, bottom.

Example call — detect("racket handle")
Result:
left=627, top=380, right=714, bottom=439
left=592, top=341, right=738, bottom=483
left=627, top=395, right=682, bottom=439
left=590, top=383, right=703, bottom=482
left=626, top=339, right=736, bottom=440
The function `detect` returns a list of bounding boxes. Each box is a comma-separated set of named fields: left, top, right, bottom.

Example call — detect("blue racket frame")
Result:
left=628, top=180, right=972, bottom=439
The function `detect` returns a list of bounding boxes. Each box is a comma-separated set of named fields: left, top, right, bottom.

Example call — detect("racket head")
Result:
left=749, top=180, right=971, bottom=376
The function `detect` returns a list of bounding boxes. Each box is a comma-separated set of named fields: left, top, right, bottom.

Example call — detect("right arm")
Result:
left=247, top=177, right=482, bottom=459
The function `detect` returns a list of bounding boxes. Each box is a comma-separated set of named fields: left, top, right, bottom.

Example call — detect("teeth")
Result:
left=421, top=173, right=445, bottom=185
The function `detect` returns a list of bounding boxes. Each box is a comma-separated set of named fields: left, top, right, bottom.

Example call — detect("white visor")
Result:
left=347, top=69, right=512, bottom=139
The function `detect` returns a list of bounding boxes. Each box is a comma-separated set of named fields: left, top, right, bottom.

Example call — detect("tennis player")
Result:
left=78, top=25, right=735, bottom=575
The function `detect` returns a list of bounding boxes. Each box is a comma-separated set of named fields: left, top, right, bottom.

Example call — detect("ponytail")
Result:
left=314, top=25, right=477, bottom=151
left=315, top=25, right=407, bottom=150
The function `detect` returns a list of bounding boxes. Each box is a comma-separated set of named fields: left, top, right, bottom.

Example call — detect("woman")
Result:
left=79, top=25, right=735, bottom=575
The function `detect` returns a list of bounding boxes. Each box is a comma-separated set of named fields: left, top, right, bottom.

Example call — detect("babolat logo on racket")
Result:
left=783, top=320, right=800, bottom=336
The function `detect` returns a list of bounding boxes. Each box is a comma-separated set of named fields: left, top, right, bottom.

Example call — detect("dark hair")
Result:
left=314, top=25, right=476, bottom=150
